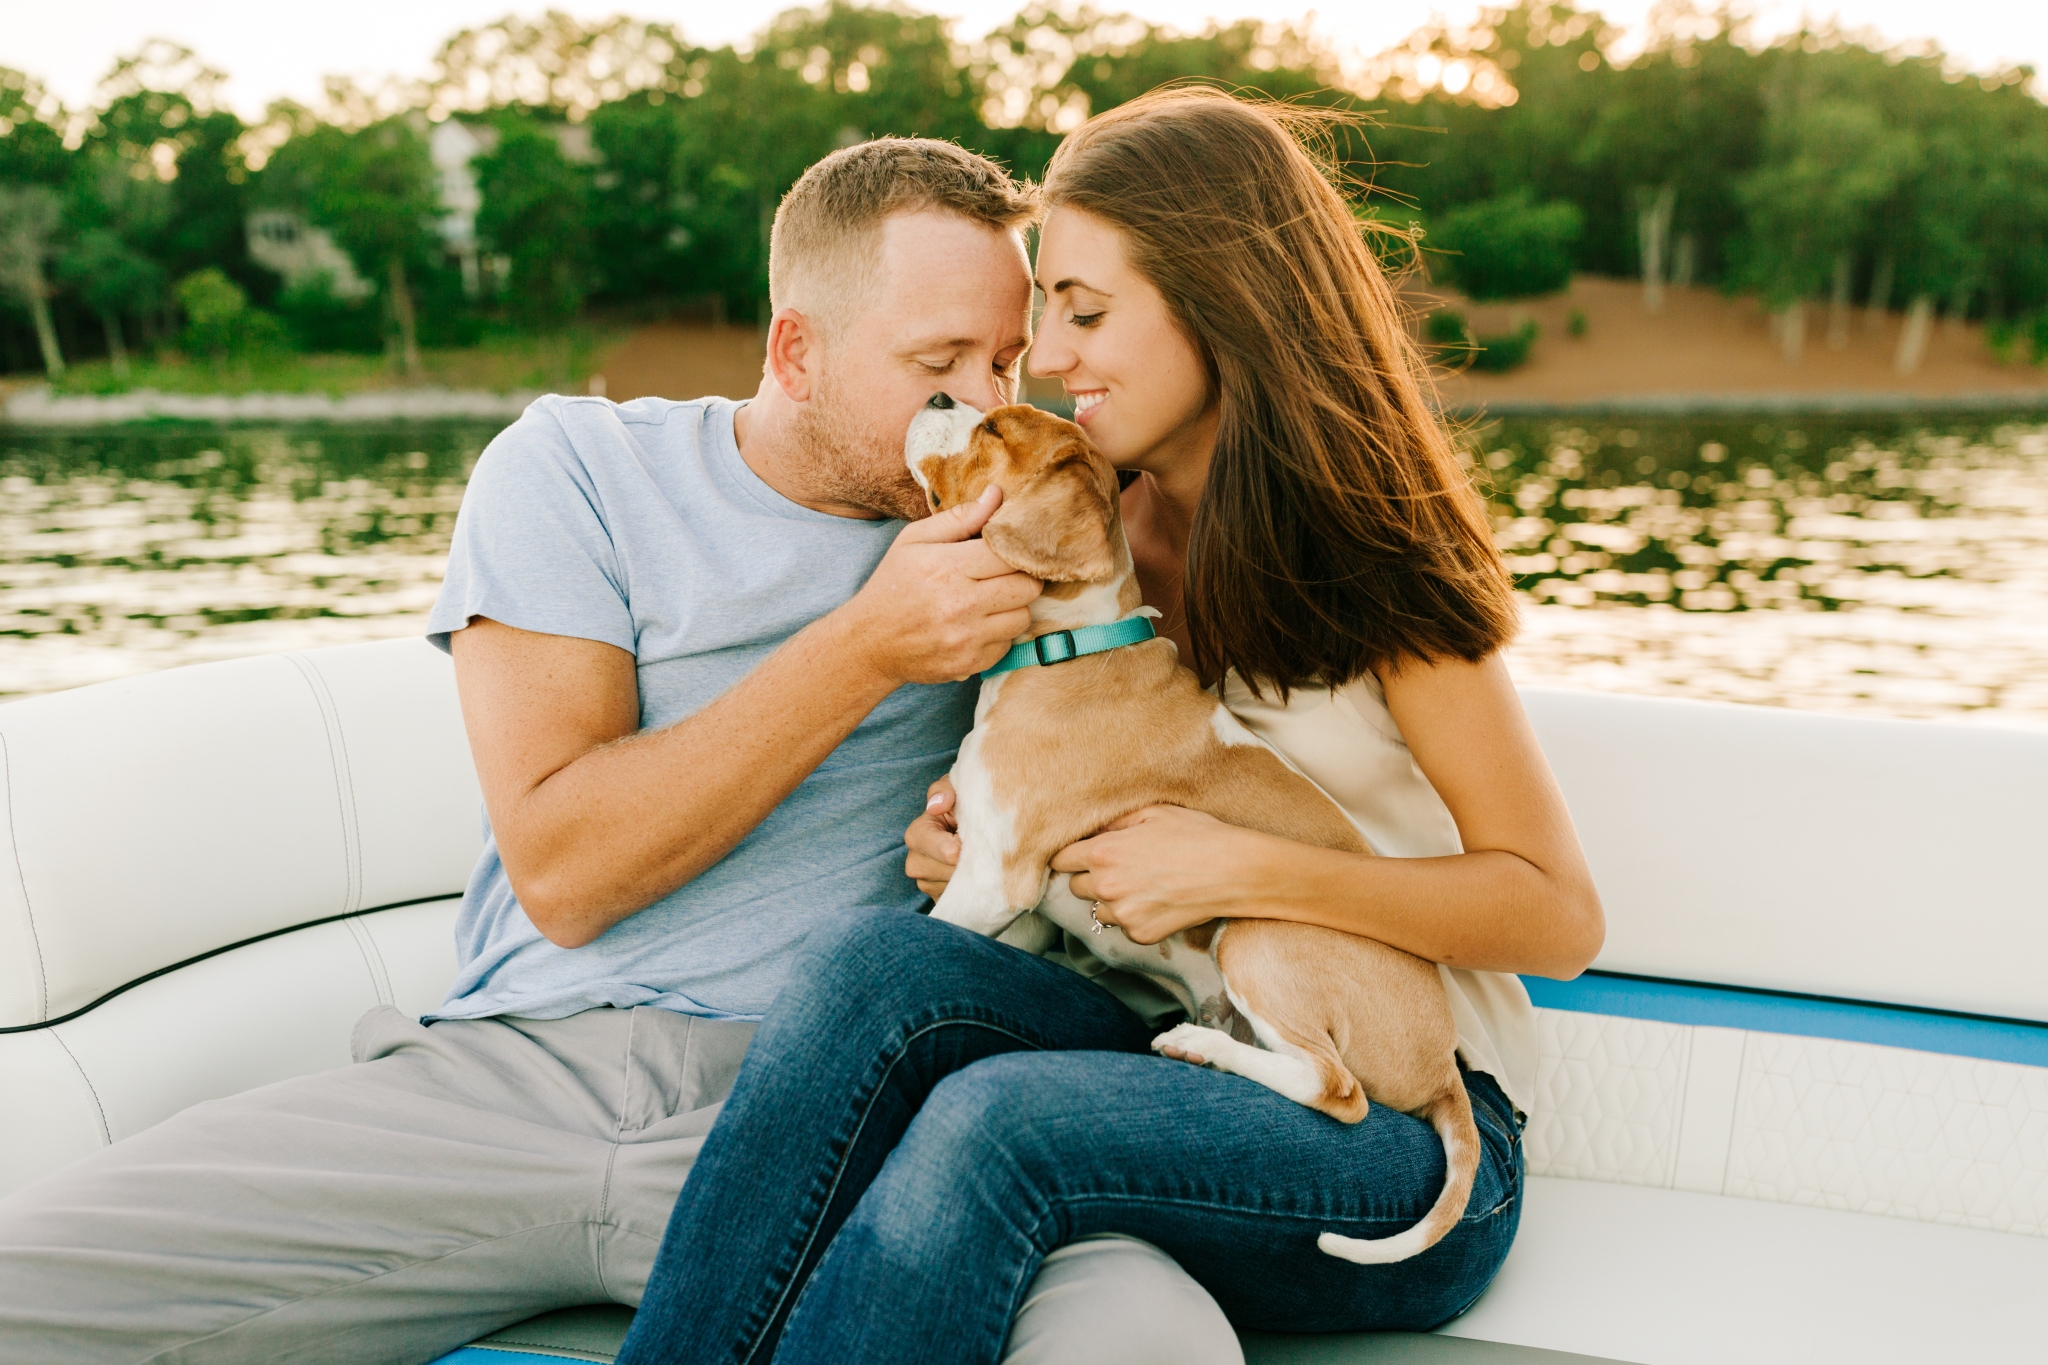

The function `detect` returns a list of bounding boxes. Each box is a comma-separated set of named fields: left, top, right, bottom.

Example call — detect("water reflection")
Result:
left=3, top=413, right=2045, bottom=728
left=0, top=423, right=494, bottom=696
left=1480, top=413, right=2048, bottom=726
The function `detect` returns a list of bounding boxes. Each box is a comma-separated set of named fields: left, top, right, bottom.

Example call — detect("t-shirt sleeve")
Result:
left=427, top=398, right=636, bottom=655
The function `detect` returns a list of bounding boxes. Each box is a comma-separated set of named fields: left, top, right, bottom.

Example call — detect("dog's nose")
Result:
left=925, top=392, right=955, bottom=410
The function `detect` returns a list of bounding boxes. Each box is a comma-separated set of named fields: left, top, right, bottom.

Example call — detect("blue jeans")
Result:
left=616, top=909, right=1523, bottom=1365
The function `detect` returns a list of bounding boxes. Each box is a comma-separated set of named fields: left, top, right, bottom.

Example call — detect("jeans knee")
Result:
left=897, top=1056, right=1084, bottom=1193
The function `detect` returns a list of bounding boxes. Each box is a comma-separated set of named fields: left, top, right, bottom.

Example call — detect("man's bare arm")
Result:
left=452, top=486, right=1037, bottom=948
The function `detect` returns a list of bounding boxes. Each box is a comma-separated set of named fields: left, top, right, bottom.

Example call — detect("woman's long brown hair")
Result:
left=1042, top=88, right=1518, bottom=695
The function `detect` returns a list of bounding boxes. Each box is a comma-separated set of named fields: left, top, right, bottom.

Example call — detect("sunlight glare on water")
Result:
left=0, top=423, right=490, bottom=697
left=1477, top=413, right=2048, bottom=728
left=3, top=412, right=2046, bottom=729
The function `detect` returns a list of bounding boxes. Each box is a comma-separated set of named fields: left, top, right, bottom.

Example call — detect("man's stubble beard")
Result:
left=790, top=373, right=931, bottom=522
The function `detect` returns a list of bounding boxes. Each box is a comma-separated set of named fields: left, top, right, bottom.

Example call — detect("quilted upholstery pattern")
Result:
left=1726, top=1034, right=2048, bottom=1236
left=1525, top=1010, right=1690, bottom=1187
left=1523, top=1009, right=2048, bottom=1240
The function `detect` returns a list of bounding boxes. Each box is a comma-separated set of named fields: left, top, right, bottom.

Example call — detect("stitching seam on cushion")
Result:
left=318, top=655, right=369, bottom=914
left=1716, top=1032, right=1751, bottom=1196
left=47, top=1027, right=111, bottom=1147
left=0, top=731, right=49, bottom=1021
left=0, top=894, right=459, bottom=1035
left=1668, top=1027, right=1696, bottom=1191
left=345, top=915, right=396, bottom=1007
left=287, top=652, right=362, bottom=914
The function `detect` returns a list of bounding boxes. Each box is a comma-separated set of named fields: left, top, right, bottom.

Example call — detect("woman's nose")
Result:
left=1027, top=334, right=1073, bottom=380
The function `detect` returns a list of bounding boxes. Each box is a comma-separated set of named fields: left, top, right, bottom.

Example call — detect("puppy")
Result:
left=907, top=394, right=1479, bottom=1265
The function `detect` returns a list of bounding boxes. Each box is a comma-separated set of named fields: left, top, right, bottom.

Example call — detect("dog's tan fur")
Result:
left=910, top=401, right=1479, bottom=1264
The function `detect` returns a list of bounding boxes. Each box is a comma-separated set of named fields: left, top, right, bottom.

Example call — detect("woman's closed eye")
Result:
left=1067, top=310, right=1104, bottom=329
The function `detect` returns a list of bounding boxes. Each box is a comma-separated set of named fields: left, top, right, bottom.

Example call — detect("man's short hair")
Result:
left=769, top=138, right=1040, bottom=332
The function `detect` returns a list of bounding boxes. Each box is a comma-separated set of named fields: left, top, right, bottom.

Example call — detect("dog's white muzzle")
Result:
left=905, top=396, right=988, bottom=489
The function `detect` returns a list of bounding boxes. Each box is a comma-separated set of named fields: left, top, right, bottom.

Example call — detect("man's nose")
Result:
left=947, top=374, right=1005, bottom=412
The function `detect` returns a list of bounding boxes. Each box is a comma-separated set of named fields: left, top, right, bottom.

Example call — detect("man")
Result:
left=0, top=140, right=1238, bottom=1364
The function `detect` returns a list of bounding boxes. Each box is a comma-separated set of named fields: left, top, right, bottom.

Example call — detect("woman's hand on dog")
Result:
left=1053, top=805, right=1277, bottom=944
left=906, top=777, right=961, bottom=898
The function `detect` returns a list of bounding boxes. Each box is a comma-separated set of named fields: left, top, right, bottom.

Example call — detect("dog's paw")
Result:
left=1152, top=1023, right=1235, bottom=1068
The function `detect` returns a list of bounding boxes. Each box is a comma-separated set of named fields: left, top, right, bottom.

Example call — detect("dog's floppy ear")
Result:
left=983, top=446, right=1118, bottom=582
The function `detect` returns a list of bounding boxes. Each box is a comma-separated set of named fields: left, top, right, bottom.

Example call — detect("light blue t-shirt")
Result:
left=425, top=394, right=975, bottom=1022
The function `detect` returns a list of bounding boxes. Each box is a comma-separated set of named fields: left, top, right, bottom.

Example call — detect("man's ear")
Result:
left=764, top=307, right=816, bottom=403
left=982, top=451, right=1117, bottom=582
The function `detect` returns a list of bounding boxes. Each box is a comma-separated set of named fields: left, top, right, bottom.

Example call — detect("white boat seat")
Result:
left=435, top=1165, right=2048, bottom=1365
left=3, top=644, right=2043, bottom=1365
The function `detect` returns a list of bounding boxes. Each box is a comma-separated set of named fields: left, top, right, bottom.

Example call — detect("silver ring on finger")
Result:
left=1089, top=901, right=1108, bottom=935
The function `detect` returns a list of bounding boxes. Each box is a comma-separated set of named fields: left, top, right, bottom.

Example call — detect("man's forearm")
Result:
left=503, top=609, right=900, bottom=946
left=460, top=487, right=1038, bottom=949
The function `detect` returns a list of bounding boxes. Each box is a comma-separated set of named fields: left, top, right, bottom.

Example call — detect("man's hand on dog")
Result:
left=840, top=485, right=1042, bottom=687
left=1054, top=805, right=1276, bottom=945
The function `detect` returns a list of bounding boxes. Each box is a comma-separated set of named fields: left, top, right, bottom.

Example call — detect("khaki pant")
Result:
left=0, top=1005, right=1238, bottom=1365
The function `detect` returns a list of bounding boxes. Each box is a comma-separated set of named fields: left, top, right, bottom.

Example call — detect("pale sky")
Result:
left=8, top=0, right=2046, bottom=120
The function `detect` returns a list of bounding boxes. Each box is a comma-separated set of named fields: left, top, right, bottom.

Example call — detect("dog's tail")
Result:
left=1317, top=1078, right=1480, bottom=1265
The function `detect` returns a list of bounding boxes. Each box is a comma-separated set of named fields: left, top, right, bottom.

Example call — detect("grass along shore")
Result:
left=18, top=325, right=627, bottom=402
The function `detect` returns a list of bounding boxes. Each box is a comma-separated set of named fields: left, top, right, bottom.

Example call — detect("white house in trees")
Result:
left=244, top=211, right=374, bottom=299
left=431, top=119, right=596, bottom=298
left=247, top=119, right=598, bottom=302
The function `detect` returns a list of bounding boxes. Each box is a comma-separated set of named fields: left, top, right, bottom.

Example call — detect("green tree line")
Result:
left=4, top=1, right=2046, bottom=378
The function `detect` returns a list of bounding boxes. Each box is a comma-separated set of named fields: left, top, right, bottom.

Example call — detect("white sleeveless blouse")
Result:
left=1039, top=669, right=1537, bottom=1117
left=1219, top=671, right=1537, bottom=1117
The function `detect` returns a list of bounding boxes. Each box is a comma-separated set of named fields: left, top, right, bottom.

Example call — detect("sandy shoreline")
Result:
left=9, top=276, right=2048, bottom=424
left=1428, top=277, right=2048, bottom=412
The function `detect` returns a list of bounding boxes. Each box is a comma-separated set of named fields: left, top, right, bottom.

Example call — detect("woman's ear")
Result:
left=982, top=452, right=1117, bottom=582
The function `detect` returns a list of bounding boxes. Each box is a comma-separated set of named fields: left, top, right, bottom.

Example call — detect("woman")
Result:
left=617, top=88, right=1602, bottom=1363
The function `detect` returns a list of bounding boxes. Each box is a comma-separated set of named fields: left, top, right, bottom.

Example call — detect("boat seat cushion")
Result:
left=0, top=639, right=481, bottom=1030
left=1520, top=688, right=2048, bottom=1023
left=434, top=1174, right=2047, bottom=1365
left=7, top=644, right=2046, bottom=1364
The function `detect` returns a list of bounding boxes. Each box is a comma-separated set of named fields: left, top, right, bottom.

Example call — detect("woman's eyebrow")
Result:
left=1037, top=276, right=1112, bottom=297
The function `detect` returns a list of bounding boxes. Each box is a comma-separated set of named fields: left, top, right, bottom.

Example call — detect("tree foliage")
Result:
left=174, top=267, right=284, bottom=359
left=262, top=117, right=440, bottom=371
left=474, top=119, right=592, bottom=325
left=8, top=0, right=2048, bottom=375
left=1431, top=192, right=1583, bottom=300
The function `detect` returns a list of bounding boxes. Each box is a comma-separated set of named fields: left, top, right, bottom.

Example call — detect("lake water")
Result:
left=4, top=411, right=2046, bottom=729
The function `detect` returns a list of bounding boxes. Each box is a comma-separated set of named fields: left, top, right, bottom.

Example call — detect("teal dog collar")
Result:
left=982, top=616, right=1158, bottom=677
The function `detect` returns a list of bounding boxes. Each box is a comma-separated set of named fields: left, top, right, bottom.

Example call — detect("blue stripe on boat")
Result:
left=1522, top=971, right=2048, bottom=1068
left=427, top=1348, right=597, bottom=1364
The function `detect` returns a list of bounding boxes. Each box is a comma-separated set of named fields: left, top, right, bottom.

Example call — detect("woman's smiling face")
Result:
left=1028, top=206, right=1217, bottom=472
